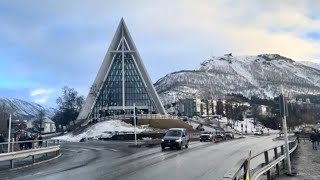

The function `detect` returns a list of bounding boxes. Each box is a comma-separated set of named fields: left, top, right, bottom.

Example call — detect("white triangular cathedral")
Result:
left=77, top=19, right=166, bottom=122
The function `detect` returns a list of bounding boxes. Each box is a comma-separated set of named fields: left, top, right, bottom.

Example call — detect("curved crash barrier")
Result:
left=224, top=138, right=298, bottom=180
left=0, top=139, right=61, bottom=169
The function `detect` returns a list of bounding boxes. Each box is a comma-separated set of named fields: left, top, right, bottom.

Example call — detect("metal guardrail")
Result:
left=96, top=114, right=180, bottom=121
left=251, top=141, right=297, bottom=180
left=224, top=138, right=298, bottom=180
left=223, top=158, right=249, bottom=180
left=298, top=137, right=309, bottom=142
left=0, top=139, right=61, bottom=169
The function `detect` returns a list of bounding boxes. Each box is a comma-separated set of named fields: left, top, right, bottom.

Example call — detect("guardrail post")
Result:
left=57, top=139, right=60, bottom=145
left=289, top=143, right=292, bottom=159
left=281, top=145, right=285, bottom=169
left=243, top=160, right=247, bottom=179
left=46, top=141, right=49, bottom=157
left=12, top=138, right=15, bottom=152
left=274, top=147, right=280, bottom=175
left=32, top=155, right=35, bottom=163
left=264, top=151, right=271, bottom=180
left=10, top=160, right=14, bottom=169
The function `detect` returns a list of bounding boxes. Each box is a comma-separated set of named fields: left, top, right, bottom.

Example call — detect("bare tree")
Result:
left=251, top=104, right=259, bottom=128
left=32, top=110, right=46, bottom=134
left=55, top=86, right=85, bottom=127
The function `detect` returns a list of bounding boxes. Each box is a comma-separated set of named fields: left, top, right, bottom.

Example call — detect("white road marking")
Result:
left=105, top=148, right=118, bottom=152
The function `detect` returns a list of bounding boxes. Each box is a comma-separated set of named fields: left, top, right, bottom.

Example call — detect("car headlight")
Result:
left=161, top=139, right=164, bottom=142
left=176, top=139, right=182, bottom=142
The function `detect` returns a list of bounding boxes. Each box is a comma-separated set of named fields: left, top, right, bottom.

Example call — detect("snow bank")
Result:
left=232, top=118, right=279, bottom=134
left=189, top=121, right=215, bottom=132
left=53, top=120, right=150, bottom=142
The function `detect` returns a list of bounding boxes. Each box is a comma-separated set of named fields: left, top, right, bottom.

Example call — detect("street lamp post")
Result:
left=133, top=103, right=137, bottom=146
left=246, top=117, right=248, bottom=134
left=281, top=86, right=291, bottom=174
left=7, top=114, right=12, bottom=153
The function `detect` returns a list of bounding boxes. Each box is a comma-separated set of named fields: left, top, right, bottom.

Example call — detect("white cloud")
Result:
left=3, top=1, right=320, bottom=63
left=2, top=0, right=320, bottom=106
left=30, top=88, right=54, bottom=104
left=30, top=88, right=53, bottom=96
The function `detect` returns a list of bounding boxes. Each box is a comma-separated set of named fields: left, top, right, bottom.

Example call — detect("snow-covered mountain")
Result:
left=154, top=54, right=320, bottom=104
left=301, top=61, right=320, bottom=71
left=0, top=97, right=55, bottom=120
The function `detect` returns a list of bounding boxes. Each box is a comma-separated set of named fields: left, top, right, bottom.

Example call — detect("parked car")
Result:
left=225, top=130, right=235, bottom=139
left=214, top=129, right=226, bottom=141
left=200, top=131, right=214, bottom=142
left=161, top=128, right=190, bottom=150
left=254, top=130, right=262, bottom=135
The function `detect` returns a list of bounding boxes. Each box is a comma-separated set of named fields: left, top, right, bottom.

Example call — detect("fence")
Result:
left=97, top=114, right=180, bottom=121
left=224, top=138, right=298, bottom=180
left=0, top=139, right=61, bottom=169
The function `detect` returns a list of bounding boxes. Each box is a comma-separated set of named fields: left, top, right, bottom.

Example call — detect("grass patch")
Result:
left=137, top=118, right=196, bottom=132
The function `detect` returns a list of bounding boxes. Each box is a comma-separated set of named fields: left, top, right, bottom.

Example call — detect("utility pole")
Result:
left=281, top=86, right=291, bottom=174
left=245, top=113, right=248, bottom=134
left=7, top=114, right=11, bottom=153
left=133, top=103, right=137, bottom=146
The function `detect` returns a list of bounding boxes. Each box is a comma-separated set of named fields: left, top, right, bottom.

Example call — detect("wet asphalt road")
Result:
left=0, top=135, right=284, bottom=180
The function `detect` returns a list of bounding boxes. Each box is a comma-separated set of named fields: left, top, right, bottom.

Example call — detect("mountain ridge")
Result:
left=301, top=61, right=320, bottom=71
left=0, top=97, right=56, bottom=120
left=154, top=54, right=320, bottom=104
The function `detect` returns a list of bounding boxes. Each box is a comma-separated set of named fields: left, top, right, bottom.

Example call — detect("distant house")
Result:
left=27, top=117, right=56, bottom=134
left=174, top=98, right=217, bottom=117
left=176, top=98, right=197, bottom=117
left=246, top=105, right=271, bottom=117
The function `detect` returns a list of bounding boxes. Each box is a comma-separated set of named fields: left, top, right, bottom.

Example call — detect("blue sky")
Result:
left=1, top=0, right=320, bottom=107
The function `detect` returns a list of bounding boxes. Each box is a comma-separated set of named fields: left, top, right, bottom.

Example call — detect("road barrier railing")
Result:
left=224, top=138, right=298, bottom=180
left=0, top=139, right=61, bottom=169
left=298, top=137, right=309, bottom=142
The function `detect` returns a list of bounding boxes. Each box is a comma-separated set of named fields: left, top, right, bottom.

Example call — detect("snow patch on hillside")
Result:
left=301, top=61, right=320, bottom=70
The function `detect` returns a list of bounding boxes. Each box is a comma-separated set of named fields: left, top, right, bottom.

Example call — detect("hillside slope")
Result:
left=155, top=54, right=320, bottom=104
left=0, top=97, right=55, bottom=119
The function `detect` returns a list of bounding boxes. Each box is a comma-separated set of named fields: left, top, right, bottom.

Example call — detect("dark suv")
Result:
left=161, top=128, right=190, bottom=150
left=214, top=129, right=226, bottom=141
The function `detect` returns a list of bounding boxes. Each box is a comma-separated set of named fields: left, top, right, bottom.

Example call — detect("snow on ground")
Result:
left=191, top=116, right=279, bottom=134
left=53, top=120, right=151, bottom=142
left=188, top=121, right=215, bottom=132
left=232, top=118, right=279, bottom=134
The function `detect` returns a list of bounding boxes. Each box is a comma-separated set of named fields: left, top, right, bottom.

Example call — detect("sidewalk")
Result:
left=277, top=141, right=320, bottom=180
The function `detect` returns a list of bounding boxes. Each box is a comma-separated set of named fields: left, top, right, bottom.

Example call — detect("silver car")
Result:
left=200, top=131, right=214, bottom=142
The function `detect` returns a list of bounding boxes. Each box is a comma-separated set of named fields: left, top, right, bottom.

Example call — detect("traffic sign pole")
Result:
left=7, top=114, right=11, bottom=153
left=133, top=103, right=137, bottom=146
left=281, top=86, right=291, bottom=174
